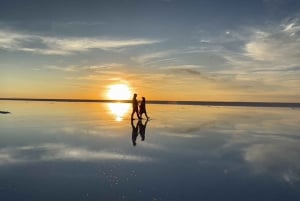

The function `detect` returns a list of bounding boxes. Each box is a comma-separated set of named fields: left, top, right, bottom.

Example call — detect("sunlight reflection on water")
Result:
left=107, top=103, right=130, bottom=121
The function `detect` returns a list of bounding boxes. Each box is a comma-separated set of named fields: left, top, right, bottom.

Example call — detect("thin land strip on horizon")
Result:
left=1, top=98, right=300, bottom=108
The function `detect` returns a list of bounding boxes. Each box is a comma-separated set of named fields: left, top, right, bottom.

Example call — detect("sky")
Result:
left=1, top=0, right=300, bottom=102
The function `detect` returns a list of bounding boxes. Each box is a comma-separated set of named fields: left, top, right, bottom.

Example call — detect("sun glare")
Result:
left=107, top=84, right=131, bottom=100
left=107, top=103, right=130, bottom=121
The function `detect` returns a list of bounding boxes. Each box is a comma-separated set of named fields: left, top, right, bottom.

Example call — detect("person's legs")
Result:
left=134, top=108, right=141, bottom=119
left=145, top=112, right=149, bottom=119
left=139, top=111, right=143, bottom=119
left=137, top=111, right=142, bottom=119
left=131, top=111, right=134, bottom=119
left=131, top=108, right=137, bottom=120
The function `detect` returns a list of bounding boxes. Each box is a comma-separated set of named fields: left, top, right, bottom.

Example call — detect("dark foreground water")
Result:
left=0, top=101, right=300, bottom=201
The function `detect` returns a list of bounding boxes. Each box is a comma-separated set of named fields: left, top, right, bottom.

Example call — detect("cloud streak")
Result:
left=44, top=63, right=123, bottom=72
left=0, top=30, right=160, bottom=55
left=131, top=50, right=176, bottom=64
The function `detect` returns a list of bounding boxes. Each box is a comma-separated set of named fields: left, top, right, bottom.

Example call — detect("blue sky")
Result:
left=1, top=0, right=300, bottom=101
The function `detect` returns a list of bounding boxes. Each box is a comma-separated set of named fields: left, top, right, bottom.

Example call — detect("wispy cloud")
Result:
left=45, top=65, right=78, bottom=72
left=187, top=17, right=300, bottom=97
left=223, top=18, right=300, bottom=72
left=191, top=17, right=300, bottom=74
left=245, top=29, right=300, bottom=64
left=131, top=50, right=176, bottom=64
left=44, top=63, right=123, bottom=72
left=161, top=64, right=206, bottom=76
left=161, top=64, right=203, bottom=70
left=0, top=29, right=160, bottom=55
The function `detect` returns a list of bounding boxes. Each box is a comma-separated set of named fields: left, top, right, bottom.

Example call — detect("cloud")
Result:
left=0, top=29, right=160, bottom=55
left=245, top=30, right=300, bottom=64
left=161, top=64, right=203, bottom=70
left=191, top=17, right=300, bottom=75
left=231, top=18, right=300, bottom=70
left=159, top=64, right=220, bottom=83
left=65, top=69, right=128, bottom=82
left=44, top=63, right=123, bottom=72
left=132, top=50, right=176, bottom=64
left=178, top=68, right=202, bottom=75
left=162, top=65, right=202, bottom=75
left=45, top=65, right=78, bottom=72
left=191, top=18, right=300, bottom=98
left=0, top=143, right=152, bottom=166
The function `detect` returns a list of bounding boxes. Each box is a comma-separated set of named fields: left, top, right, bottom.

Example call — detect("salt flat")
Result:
left=0, top=101, right=300, bottom=201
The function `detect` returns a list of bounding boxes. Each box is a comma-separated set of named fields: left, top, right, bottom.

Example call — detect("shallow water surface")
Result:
left=0, top=101, right=300, bottom=201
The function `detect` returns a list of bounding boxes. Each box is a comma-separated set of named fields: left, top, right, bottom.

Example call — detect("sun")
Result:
left=107, top=84, right=131, bottom=100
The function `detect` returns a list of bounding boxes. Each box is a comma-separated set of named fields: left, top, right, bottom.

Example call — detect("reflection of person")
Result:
left=131, top=119, right=139, bottom=146
left=138, top=119, right=148, bottom=141
left=139, top=97, right=149, bottom=119
left=130, top=119, right=149, bottom=146
left=131, top=93, right=141, bottom=120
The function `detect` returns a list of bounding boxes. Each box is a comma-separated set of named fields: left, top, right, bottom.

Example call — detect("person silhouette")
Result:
left=131, top=93, right=141, bottom=120
left=131, top=119, right=140, bottom=146
left=139, top=97, right=149, bottom=120
left=138, top=119, right=148, bottom=141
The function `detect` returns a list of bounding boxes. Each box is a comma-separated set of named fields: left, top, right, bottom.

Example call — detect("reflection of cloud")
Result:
left=244, top=142, right=300, bottom=184
left=159, top=132, right=203, bottom=138
left=0, top=30, right=160, bottom=55
left=0, top=143, right=152, bottom=166
left=140, top=142, right=168, bottom=151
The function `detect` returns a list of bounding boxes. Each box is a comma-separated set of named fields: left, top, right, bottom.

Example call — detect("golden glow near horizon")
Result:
left=107, top=103, right=130, bottom=121
left=107, top=84, right=131, bottom=100
left=106, top=84, right=131, bottom=121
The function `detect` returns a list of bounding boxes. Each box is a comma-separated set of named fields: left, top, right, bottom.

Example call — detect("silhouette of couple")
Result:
left=131, top=118, right=148, bottom=146
left=131, top=93, right=149, bottom=120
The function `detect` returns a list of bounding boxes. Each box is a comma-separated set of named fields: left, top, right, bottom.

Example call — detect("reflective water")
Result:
left=0, top=101, right=300, bottom=201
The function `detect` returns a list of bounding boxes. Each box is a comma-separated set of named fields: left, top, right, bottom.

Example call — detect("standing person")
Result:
left=139, top=97, right=149, bottom=120
left=131, top=93, right=141, bottom=120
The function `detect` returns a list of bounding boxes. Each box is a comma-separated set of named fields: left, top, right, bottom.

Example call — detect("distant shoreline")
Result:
left=1, top=98, right=300, bottom=108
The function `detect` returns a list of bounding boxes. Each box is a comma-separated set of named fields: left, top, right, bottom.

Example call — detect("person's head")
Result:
left=133, top=93, right=137, bottom=98
left=142, top=97, right=145, bottom=101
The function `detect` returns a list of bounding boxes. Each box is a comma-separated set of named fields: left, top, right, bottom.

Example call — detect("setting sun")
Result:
left=107, top=84, right=131, bottom=100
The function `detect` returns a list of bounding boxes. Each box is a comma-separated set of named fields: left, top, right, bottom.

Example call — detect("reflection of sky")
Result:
left=1, top=101, right=300, bottom=200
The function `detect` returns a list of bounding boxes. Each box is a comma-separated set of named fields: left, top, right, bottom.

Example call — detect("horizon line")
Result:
left=1, top=97, right=300, bottom=108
